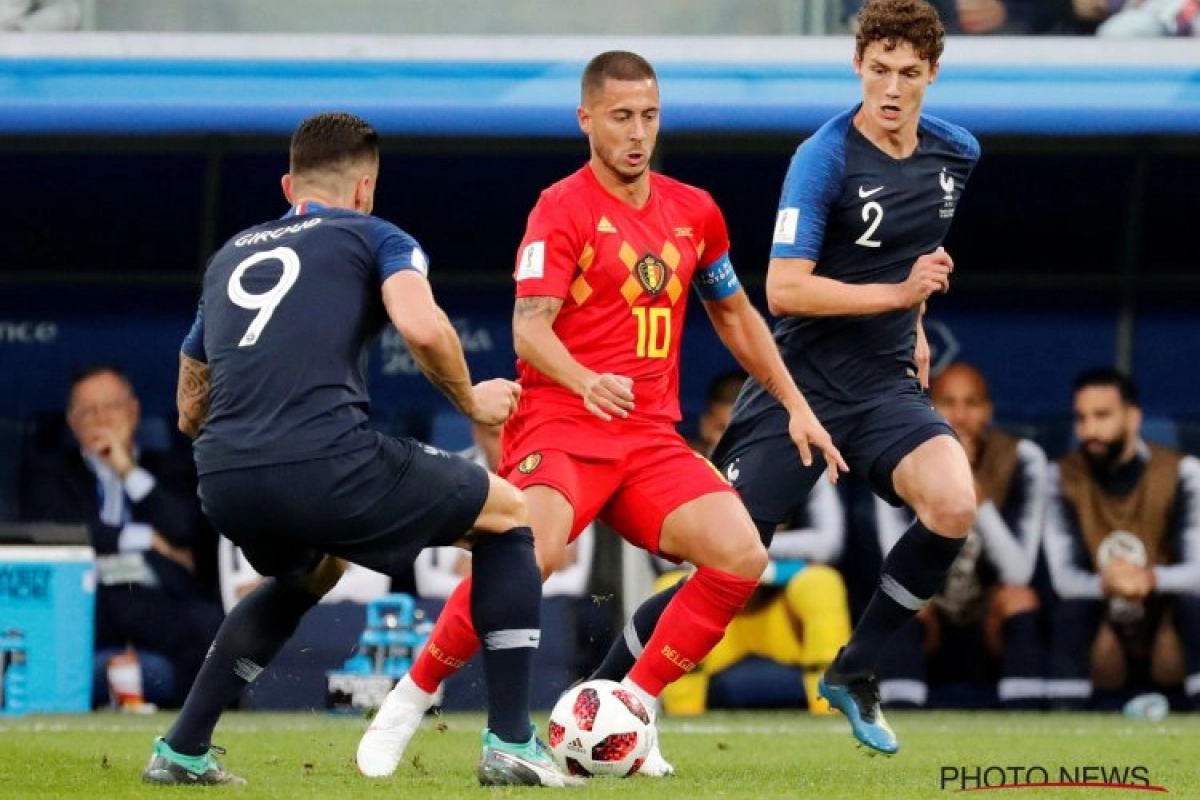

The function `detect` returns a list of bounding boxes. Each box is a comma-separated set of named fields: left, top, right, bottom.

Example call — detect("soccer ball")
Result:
left=1097, top=530, right=1148, bottom=567
left=546, top=679, right=654, bottom=777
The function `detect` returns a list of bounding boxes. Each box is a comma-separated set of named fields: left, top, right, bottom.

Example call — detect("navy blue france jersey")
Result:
left=181, top=203, right=429, bottom=475
left=766, top=106, right=979, bottom=405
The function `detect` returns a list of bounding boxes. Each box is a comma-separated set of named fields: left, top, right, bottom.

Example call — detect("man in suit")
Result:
left=20, top=363, right=222, bottom=707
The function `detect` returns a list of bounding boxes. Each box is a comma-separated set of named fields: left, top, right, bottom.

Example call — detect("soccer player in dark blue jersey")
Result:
left=723, top=0, right=979, bottom=754
left=141, top=112, right=579, bottom=788
left=590, top=0, right=979, bottom=757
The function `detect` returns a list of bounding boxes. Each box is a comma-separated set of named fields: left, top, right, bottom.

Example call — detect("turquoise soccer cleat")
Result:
left=142, top=737, right=247, bottom=786
left=818, top=668, right=899, bottom=756
left=478, top=728, right=586, bottom=787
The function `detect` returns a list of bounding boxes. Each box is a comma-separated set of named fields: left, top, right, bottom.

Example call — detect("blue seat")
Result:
left=1177, top=420, right=1200, bottom=457
left=1141, top=416, right=1179, bottom=449
left=135, top=415, right=174, bottom=453
left=1028, top=418, right=1074, bottom=461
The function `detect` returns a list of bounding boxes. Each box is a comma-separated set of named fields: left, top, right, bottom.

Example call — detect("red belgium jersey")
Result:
left=511, top=165, right=730, bottom=430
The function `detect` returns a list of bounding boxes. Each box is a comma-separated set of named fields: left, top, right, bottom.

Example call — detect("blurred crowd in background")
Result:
left=1, top=0, right=1195, bottom=37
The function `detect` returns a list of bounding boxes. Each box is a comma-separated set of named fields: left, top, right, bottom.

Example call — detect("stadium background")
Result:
left=0, top=0, right=1197, bottom=719
left=1, top=28, right=1197, bottom=501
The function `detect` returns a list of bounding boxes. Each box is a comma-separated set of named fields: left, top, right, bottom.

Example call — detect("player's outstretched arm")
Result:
left=382, top=270, right=487, bottom=421
left=176, top=353, right=211, bottom=439
left=702, top=290, right=847, bottom=481
left=765, top=251, right=952, bottom=318
left=513, top=296, right=634, bottom=422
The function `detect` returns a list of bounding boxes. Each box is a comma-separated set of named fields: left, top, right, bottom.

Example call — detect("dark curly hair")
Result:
left=289, top=111, right=378, bottom=176
left=855, top=0, right=945, bottom=66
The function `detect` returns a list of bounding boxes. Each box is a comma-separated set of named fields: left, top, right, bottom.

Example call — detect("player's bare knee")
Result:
left=920, top=489, right=976, bottom=537
left=723, top=540, right=768, bottom=580
left=534, top=540, right=567, bottom=578
left=478, top=474, right=528, bottom=533
left=536, top=553, right=564, bottom=580
left=500, top=482, right=529, bottom=530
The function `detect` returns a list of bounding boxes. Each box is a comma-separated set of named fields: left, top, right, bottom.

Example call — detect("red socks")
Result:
left=627, top=567, right=759, bottom=697
left=412, top=566, right=758, bottom=701
left=407, top=576, right=480, bottom=694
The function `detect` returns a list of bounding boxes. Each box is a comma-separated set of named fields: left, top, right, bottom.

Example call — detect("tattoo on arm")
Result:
left=177, top=355, right=211, bottom=438
left=513, top=296, right=563, bottom=324
left=760, top=374, right=786, bottom=406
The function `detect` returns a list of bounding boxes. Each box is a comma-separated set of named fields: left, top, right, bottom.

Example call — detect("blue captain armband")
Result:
left=693, top=255, right=741, bottom=301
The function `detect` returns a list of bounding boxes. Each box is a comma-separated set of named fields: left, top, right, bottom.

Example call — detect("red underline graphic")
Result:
left=959, top=783, right=1167, bottom=793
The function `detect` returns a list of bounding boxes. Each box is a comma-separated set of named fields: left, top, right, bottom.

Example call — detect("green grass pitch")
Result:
left=2, top=710, right=1196, bottom=799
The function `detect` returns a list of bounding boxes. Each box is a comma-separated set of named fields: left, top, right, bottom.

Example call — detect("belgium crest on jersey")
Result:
left=517, top=452, right=543, bottom=474
left=635, top=254, right=667, bottom=296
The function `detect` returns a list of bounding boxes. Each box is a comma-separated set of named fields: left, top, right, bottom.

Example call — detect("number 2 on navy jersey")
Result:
left=856, top=201, right=883, bottom=248
left=227, top=246, right=301, bottom=347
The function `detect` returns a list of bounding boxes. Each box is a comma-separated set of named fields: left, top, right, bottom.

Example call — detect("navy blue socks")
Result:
left=471, top=527, right=542, bottom=744
left=167, top=578, right=318, bottom=755
left=838, top=521, right=964, bottom=675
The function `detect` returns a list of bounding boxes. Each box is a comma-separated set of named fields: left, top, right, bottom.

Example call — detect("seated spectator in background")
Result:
left=875, top=362, right=1047, bottom=709
left=0, top=0, right=80, bottom=30
left=842, top=0, right=1026, bottom=33
left=1098, top=0, right=1197, bottom=36
left=688, top=370, right=747, bottom=456
left=1044, top=367, right=1200, bottom=709
left=843, top=0, right=1113, bottom=33
left=656, top=476, right=850, bottom=715
left=20, top=364, right=223, bottom=708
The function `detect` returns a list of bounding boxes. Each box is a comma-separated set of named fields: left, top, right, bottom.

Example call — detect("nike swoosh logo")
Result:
left=858, top=185, right=884, bottom=198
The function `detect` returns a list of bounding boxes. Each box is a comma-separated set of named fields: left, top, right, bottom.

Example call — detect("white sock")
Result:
left=394, top=673, right=436, bottom=707
left=619, top=677, right=657, bottom=718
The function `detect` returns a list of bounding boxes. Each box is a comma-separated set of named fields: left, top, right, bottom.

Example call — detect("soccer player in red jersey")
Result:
left=358, top=50, right=846, bottom=779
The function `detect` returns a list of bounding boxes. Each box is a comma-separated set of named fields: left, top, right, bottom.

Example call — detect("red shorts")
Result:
left=500, top=424, right=736, bottom=557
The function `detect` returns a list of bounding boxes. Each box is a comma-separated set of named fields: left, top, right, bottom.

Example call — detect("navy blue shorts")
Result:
left=712, top=383, right=953, bottom=527
left=198, top=431, right=490, bottom=583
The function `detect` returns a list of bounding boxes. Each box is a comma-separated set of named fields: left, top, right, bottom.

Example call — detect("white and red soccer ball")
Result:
left=546, top=679, right=654, bottom=777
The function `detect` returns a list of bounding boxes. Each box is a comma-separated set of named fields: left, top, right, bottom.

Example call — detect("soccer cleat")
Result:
left=818, top=667, right=899, bottom=756
left=638, top=738, right=676, bottom=777
left=636, top=735, right=676, bottom=777
left=356, top=675, right=437, bottom=777
left=478, top=728, right=586, bottom=787
left=141, top=737, right=247, bottom=786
